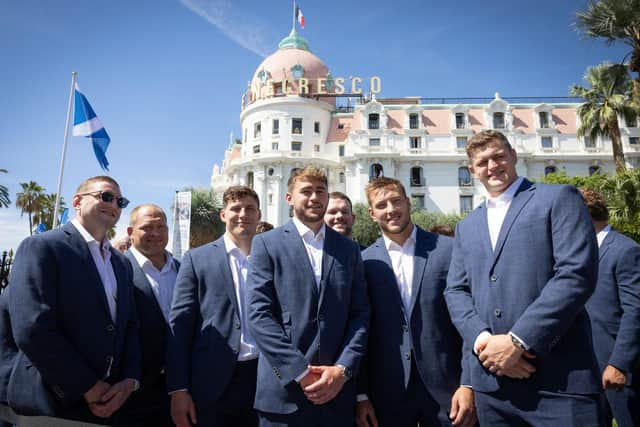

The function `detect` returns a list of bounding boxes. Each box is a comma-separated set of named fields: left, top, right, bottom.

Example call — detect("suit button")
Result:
left=318, top=314, right=325, bottom=321
left=402, top=325, right=409, bottom=332
left=490, top=275, right=497, bottom=282
left=494, top=309, right=502, bottom=317
left=106, top=324, right=115, bottom=332
left=234, top=321, right=241, bottom=329
left=405, top=352, right=411, bottom=360
left=233, top=348, right=239, bottom=355
left=53, top=385, right=65, bottom=399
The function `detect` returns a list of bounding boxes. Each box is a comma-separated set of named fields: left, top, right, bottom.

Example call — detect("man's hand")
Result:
left=90, top=379, right=136, bottom=418
left=83, top=380, right=111, bottom=418
left=171, top=390, right=197, bottom=427
left=497, top=352, right=536, bottom=379
left=355, top=399, right=379, bottom=427
left=449, top=387, right=476, bottom=427
left=602, top=365, right=627, bottom=392
left=478, top=334, right=524, bottom=374
left=299, top=369, right=321, bottom=389
left=303, top=365, right=346, bottom=405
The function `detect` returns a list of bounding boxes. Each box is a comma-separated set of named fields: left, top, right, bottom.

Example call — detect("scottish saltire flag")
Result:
left=72, top=83, right=111, bottom=170
left=59, top=208, right=69, bottom=225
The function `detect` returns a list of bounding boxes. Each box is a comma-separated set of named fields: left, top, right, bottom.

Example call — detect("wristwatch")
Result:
left=335, top=364, right=352, bottom=381
left=509, top=333, right=526, bottom=351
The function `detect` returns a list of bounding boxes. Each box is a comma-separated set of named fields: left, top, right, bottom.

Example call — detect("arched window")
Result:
left=369, top=163, right=384, bottom=181
left=246, top=171, right=254, bottom=189
left=458, top=167, right=472, bottom=186
left=544, top=166, right=557, bottom=176
left=369, top=113, right=380, bottom=129
left=410, top=167, right=424, bottom=187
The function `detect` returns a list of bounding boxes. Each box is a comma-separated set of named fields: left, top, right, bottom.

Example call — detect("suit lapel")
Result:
left=371, top=237, right=407, bottom=317
left=215, top=238, right=241, bottom=316
left=409, top=228, right=431, bottom=317
left=126, top=252, right=165, bottom=322
left=491, top=179, right=535, bottom=269
left=64, top=223, right=112, bottom=320
left=598, top=230, right=615, bottom=260
left=284, top=221, right=319, bottom=299
left=318, top=228, right=337, bottom=309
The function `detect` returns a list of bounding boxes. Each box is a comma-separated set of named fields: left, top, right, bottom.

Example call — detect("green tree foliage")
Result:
left=410, top=209, right=463, bottom=234
left=542, top=169, right=640, bottom=242
left=0, top=169, right=10, bottom=208
left=575, top=0, right=640, bottom=99
left=571, top=63, right=636, bottom=172
left=16, top=181, right=44, bottom=235
left=184, top=187, right=224, bottom=248
left=352, top=203, right=380, bottom=247
left=35, top=193, right=66, bottom=231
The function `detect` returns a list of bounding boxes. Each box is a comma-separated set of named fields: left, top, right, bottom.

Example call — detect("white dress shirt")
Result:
left=129, top=246, right=177, bottom=322
left=71, top=218, right=118, bottom=322
left=224, top=233, right=259, bottom=361
left=486, top=176, right=524, bottom=251
left=597, top=224, right=612, bottom=248
left=292, top=217, right=325, bottom=289
left=383, top=226, right=417, bottom=318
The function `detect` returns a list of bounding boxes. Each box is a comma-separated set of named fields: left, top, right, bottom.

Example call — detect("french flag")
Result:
left=296, top=5, right=304, bottom=29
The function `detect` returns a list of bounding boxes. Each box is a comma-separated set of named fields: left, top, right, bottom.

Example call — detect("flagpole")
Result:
left=53, top=71, right=77, bottom=228
left=292, top=0, right=296, bottom=32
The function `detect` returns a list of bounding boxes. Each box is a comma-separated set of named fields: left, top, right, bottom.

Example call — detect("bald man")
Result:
left=122, top=204, right=179, bottom=427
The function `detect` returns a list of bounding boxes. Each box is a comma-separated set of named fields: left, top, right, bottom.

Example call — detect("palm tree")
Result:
left=575, top=0, right=640, bottom=99
left=183, top=187, right=224, bottom=248
left=16, top=181, right=45, bottom=235
left=571, top=62, right=635, bottom=172
left=35, top=193, right=66, bottom=230
left=0, top=169, right=10, bottom=208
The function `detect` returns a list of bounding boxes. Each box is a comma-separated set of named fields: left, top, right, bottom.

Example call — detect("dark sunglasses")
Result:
left=79, top=190, right=130, bottom=209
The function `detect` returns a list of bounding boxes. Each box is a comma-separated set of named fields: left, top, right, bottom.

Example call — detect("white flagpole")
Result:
left=292, top=0, right=296, bottom=32
left=53, top=71, right=77, bottom=229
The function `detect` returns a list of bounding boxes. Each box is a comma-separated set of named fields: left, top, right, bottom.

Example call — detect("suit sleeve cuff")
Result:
left=357, top=394, right=369, bottom=402
left=509, top=331, right=531, bottom=351
left=295, top=368, right=310, bottom=383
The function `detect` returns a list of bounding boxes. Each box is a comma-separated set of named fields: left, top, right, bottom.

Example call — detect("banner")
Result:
left=171, top=191, right=191, bottom=261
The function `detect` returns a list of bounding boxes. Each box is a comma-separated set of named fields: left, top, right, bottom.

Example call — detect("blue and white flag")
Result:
left=59, top=208, right=69, bottom=225
left=72, top=83, right=111, bottom=170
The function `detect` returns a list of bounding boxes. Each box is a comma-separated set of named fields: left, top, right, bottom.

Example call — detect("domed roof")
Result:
left=247, top=29, right=335, bottom=106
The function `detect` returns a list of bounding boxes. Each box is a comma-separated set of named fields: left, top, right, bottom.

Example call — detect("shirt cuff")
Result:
left=473, top=330, right=492, bottom=354
left=168, top=388, right=188, bottom=395
left=295, top=368, right=310, bottom=383
left=508, top=331, right=530, bottom=351
left=357, top=394, right=369, bottom=402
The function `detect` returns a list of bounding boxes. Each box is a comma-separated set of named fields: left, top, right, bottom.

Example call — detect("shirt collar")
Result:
left=224, top=233, right=249, bottom=260
left=383, top=225, right=417, bottom=251
left=129, top=245, right=174, bottom=272
left=292, top=217, right=326, bottom=242
left=71, top=218, right=110, bottom=251
left=487, top=176, right=524, bottom=208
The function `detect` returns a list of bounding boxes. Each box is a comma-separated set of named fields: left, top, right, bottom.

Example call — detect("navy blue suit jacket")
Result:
left=445, top=179, right=600, bottom=394
left=124, top=251, right=179, bottom=411
left=7, top=223, right=141, bottom=417
left=361, top=228, right=468, bottom=419
left=247, top=221, right=370, bottom=415
left=586, top=229, right=640, bottom=383
left=0, top=288, right=17, bottom=405
left=167, top=237, right=247, bottom=409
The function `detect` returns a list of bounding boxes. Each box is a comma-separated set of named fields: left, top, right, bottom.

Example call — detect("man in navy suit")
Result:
left=168, top=186, right=262, bottom=427
left=8, top=175, right=141, bottom=425
left=581, top=189, right=640, bottom=427
left=120, top=204, right=178, bottom=426
left=355, top=177, right=475, bottom=427
left=444, top=130, right=602, bottom=426
left=0, top=288, right=18, bottom=427
left=247, top=166, right=369, bottom=427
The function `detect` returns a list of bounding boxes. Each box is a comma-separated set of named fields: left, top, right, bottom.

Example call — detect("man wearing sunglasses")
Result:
left=7, top=175, right=141, bottom=425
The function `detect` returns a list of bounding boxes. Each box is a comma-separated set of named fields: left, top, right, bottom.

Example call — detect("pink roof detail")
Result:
left=327, top=117, right=352, bottom=142
left=552, top=108, right=577, bottom=134
left=423, top=110, right=451, bottom=134
left=386, top=110, right=404, bottom=133
left=512, top=109, right=534, bottom=133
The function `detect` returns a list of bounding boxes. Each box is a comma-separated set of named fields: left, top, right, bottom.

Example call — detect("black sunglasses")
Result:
left=80, top=190, right=130, bottom=209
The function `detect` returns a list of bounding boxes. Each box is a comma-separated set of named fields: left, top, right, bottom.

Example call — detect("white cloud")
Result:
left=0, top=210, right=29, bottom=252
left=179, top=0, right=272, bottom=57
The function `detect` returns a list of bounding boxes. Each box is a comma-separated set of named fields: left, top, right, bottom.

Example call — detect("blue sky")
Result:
left=0, top=0, right=629, bottom=252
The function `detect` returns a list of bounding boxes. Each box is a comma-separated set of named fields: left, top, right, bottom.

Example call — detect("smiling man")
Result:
left=444, top=130, right=602, bottom=426
left=247, top=166, right=369, bottom=427
left=8, top=176, right=141, bottom=425
left=167, top=186, right=262, bottom=427
left=120, top=204, right=178, bottom=426
left=324, top=192, right=356, bottom=240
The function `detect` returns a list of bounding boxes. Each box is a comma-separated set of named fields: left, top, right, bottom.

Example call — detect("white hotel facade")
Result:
left=211, top=29, right=640, bottom=226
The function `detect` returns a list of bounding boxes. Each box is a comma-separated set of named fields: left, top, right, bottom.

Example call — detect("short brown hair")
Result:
left=429, top=224, right=454, bottom=237
left=466, top=130, right=512, bottom=158
left=76, top=176, right=120, bottom=194
left=365, top=177, right=407, bottom=206
left=256, top=221, right=274, bottom=233
left=223, top=185, right=260, bottom=208
left=287, top=166, right=328, bottom=192
left=580, top=189, right=609, bottom=222
left=129, top=204, right=167, bottom=227
left=329, top=191, right=353, bottom=214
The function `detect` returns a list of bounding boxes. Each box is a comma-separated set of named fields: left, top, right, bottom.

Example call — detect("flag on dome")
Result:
left=72, top=83, right=111, bottom=171
left=296, top=5, right=304, bottom=29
